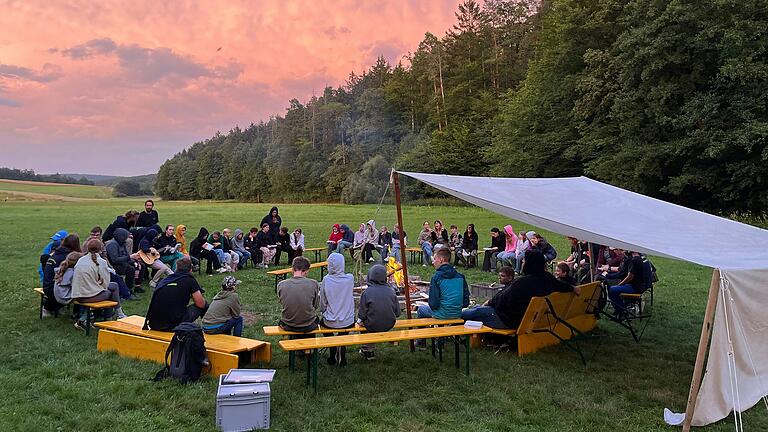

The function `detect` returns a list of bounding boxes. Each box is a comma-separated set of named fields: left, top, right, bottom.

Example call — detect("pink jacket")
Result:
left=503, top=225, right=517, bottom=253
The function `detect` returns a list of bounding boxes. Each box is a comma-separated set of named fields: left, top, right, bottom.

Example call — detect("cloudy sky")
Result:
left=0, top=0, right=460, bottom=176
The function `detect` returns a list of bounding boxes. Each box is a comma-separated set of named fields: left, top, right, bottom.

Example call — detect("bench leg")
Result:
left=305, top=351, right=311, bottom=386
left=289, top=351, right=295, bottom=372
left=312, top=349, right=318, bottom=394
left=84, top=306, right=92, bottom=336
left=39, top=294, right=44, bottom=320
left=454, top=337, right=460, bottom=370
left=465, top=336, right=471, bottom=376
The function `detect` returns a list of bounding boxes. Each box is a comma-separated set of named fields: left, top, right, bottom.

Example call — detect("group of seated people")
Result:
left=325, top=221, right=406, bottom=266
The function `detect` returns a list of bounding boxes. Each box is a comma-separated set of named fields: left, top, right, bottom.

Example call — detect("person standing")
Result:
left=391, top=224, right=407, bottom=264
left=137, top=199, right=159, bottom=228
left=260, top=206, right=282, bottom=243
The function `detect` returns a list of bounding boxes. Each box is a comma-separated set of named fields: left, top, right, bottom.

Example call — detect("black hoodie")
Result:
left=102, top=215, right=132, bottom=242
left=260, top=207, right=281, bottom=242
left=487, top=250, right=575, bottom=328
left=189, top=227, right=209, bottom=258
left=358, top=265, right=401, bottom=332
left=462, top=224, right=478, bottom=251
left=105, top=228, right=132, bottom=267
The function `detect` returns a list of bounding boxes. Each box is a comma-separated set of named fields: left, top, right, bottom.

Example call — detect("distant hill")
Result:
left=62, top=173, right=156, bottom=187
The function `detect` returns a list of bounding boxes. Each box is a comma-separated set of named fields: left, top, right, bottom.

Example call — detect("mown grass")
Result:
left=0, top=179, right=113, bottom=199
left=0, top=199, right=765, bottom=431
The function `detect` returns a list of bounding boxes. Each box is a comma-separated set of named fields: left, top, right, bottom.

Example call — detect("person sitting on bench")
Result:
left=139, top=228, right=173, bottom=289
left=39, top=229, right=68, bottom=283
left=461, top=266, right=516, bottom=328
left=357, top=263, right=401, bottom=360
left=42, top=234, right=81, bottom=317
left=417, top=248, right=470, bottom=320
left=202, top=276, right=244, bottom=336
left=256, top=223, right=277, bottom=268
left=277, top=256, right=320, bottom=333
left=327, top=224, right=343, bottom=256
left=482, top=227, right=506, bottom=272
left=607, top=250, right=646, bottom=318
left=455, top=223, right=478, bottom=269
left=145, top=257, right=208, bottom=331
left=555, top=262, right=578, bottom=286
left=231, top=229, right=252, bottom=270
left=72, top=239, right=127, bottom=328
left=320, top=252, right=355, bottom=366
left=155, top=224, right=183, bottom=270
left=189, top=227, right=224, bottom=275
left=463, top=252, right=581, bottom=330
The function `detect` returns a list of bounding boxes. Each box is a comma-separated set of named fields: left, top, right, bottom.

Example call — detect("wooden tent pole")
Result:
left=392, top=170, right=414, bottom=352
left=682, top=268, right=721, bottom=432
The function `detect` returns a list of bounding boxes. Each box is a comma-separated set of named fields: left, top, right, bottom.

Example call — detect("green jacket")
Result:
left=202, top=290, right=241, bottom=326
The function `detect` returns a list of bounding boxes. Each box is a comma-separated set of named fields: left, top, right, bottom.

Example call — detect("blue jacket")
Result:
left=428, top=264, right=470, bottom=319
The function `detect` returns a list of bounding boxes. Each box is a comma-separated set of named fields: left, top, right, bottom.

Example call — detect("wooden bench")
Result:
left=265, top=318, right=464, bottom=370
left=94, top=315, right=272, bottom=376
left=303, top=247, right=325, bottom=262
left=279, top=324, right=493, bottom=392
left=34, top=287, right=118, bottom=335
left=405, top=247, right=423, bottom=264
left=267, top=261, right=328, bottom=291
left=480, top=281, right=601, bottom=363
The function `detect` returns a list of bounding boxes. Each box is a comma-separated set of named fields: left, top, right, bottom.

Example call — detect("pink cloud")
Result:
left=0, top=0, right=461, bottom=175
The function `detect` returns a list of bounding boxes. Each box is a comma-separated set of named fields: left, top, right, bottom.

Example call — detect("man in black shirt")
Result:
left=137, top=199, right=159, bottom=228
left=463, top=251, right=580, bottom=329
left=607, top=251, right=645, bottom=317
left=145, top=257, right=208, bottom=331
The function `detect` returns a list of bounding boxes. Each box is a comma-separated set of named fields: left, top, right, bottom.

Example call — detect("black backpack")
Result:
left=153, top=322, right=209, bottom=384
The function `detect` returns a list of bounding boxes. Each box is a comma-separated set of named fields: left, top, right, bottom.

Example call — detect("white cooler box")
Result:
left=216, top=369, right=276, bottom=431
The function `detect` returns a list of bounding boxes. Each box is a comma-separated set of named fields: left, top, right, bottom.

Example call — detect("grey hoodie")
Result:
left=358, top=264, right=401, bottom=332
left=320, top=253, right=355, bottom=328
left=53, top=267, right=74, bottom=304
left=105, top=228, right=131, bottom=266
left=365, top=219, right=379, bottom=245
left=232, top=229, right=247, bottom=252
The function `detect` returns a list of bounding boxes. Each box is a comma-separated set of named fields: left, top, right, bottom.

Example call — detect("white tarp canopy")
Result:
left=398, top=171, right=768, bottom=426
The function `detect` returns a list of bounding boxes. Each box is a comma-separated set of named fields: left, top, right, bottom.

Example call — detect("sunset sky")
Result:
left=0, top=0, right=461, bottom=176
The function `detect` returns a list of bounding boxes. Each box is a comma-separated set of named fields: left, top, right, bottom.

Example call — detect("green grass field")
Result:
left=0, top=179, right=113, bottom=199
left=0, top=198, right=765, bottom=431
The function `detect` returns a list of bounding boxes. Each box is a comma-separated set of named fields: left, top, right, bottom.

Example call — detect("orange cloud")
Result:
left=0, top=0, right=461, bottom=175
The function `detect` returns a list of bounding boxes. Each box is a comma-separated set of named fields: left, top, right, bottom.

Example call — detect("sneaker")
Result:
left=217, top=267, right=228, bottom=274
left=368, top=257, right=374, bottom=263
left=41, top=308, right=53, bottom=318
left=149, top=280, right=157, bottom=289
left=359, top=349, right=375, bottom=361
left=74, top=320, right=91, bottom=332
left=422, top=264, right=427, bottom=267
left=116, top=311, right=128, bottom=320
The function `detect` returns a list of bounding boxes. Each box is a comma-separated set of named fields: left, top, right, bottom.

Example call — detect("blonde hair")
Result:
left=55, top=252, right=83, bottom=283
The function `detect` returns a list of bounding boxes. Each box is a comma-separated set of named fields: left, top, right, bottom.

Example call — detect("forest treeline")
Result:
left=156, top=0, right=768, bottom=214
left=0, top=167, right=94, bottom=186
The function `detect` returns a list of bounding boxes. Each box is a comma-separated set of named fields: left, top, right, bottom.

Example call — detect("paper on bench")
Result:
left=464, top=320, right=483, bottom=329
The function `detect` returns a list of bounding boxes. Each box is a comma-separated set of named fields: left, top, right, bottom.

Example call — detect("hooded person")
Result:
left=189, top=227, right=223, bottom=275
left=336, top=224, right=355, bottom=255
left=174, top=225, right=188, bottom=255
left=497, top=224, right=519, bottom=268
left=362, top=220, right=379, bottom=263
left=105, top=228, right=140, bottom=292
left=139, top=228, right=173, bottom=289
left=231, top=228, right=251, bottom=269
left=39, top=230, right=68, bottom=282
left=320, top=253, right=355, bottom=366
left=477, top=250, right=579, bottom=329
left=260, top=206, right=282, bottom=243
left=357, top=264, right=401, bottom=360
left=42, top=234, right=82, bottom=315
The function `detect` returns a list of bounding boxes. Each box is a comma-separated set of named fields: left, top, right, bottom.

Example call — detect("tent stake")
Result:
left=392, top=170, right=414, bottom=352
left=683, top=268, right=721, bottom=431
